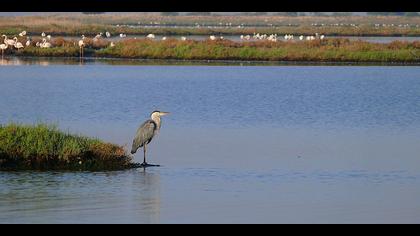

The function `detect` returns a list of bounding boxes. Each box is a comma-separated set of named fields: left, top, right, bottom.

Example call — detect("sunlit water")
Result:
left=0, top=61, right=420, bottom=223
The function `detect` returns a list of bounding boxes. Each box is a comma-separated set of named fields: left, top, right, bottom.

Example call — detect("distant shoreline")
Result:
left=1, top=14, right=420, bottom=37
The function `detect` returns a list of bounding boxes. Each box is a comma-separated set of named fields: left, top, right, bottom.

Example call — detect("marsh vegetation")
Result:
left=5, top=37, right=419, bottom=63
left=0, top=123, right=135, bottom=171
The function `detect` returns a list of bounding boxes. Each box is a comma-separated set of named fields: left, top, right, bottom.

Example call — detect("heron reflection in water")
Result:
left=131, top=111, right=170, bottom=168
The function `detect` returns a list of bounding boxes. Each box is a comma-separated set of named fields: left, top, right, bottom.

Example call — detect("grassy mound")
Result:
left=96, top=38, right=420, bottom=62
left=4, top=37, right=420, bottom=63
left=0, top=123, right=135, bottom=171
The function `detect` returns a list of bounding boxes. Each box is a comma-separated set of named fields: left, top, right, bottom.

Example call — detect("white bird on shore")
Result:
left=306, top=36, right=316, bottom=41
left=47, top=35, right=51, bottom=40
left=19, top=31, right=27, bottom=37
left=106, top=32, right=111, bottom=38
left=78, top=39, right=85, bottom=48
left=284, top=34, right=294, bottom=40
left=93, top=33, right=102, bottom=42
left=25, top=37, right=31, bottom=47
left=41, top=32, right=46, bottom=37
left=78, top=37, right=85, bottom=58
left=0, top=43, right=7, bottom=56
left=110, top=42, right=115, bottom=47
left=12, top=37, right=19, bottom=45
left=320, top=35, right=325, bottom=40
left=14, top=41, right=24, bottom=51
left=299, top=35, right=304, bottom=40
left=2, top=35, right=16, bottom=46
left=119, top=33, right=127, bottom=38
left=181, top=36, right=187, bottom=41
left=146, top=33, right=155, bottom=39
left=267, top=34, right=277, bottom=42
left=162, top=37, right=167, bottom=41
left=209, top=35, right=216, bottom=40
left=40, top=38, right=51, bottom=48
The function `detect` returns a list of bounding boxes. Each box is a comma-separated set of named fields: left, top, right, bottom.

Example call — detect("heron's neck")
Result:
left=151, top=114, right=161, bottom=130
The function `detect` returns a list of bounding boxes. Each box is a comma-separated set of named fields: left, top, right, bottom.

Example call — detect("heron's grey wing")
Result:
left=131, top=120, right=157, bottom=154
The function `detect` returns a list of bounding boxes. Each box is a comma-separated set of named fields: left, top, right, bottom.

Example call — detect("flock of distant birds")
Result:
left=1, top=31, right=54, bottom=56
left=1, top=30, right=326, bottom=57
left=239, top=32, right=325, bottom=42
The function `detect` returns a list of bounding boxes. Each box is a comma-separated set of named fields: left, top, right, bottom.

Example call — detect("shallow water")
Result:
left=2, top=56, right=418, bottom=67
left=0, top=62, right=420, bottom=223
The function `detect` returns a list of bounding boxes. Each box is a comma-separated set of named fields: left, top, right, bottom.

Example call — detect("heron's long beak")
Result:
left=159, top=111, right=170, bottom=116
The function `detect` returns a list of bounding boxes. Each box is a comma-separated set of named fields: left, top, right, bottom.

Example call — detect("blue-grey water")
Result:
left=0, top=60, right=420, bottom=223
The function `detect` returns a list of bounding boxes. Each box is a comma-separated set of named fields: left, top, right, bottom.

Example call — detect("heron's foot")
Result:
left=139, top=162, right=161, bottom=168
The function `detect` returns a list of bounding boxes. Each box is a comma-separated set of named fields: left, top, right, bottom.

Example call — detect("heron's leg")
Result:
left=143, top=143, right=147, bottom=164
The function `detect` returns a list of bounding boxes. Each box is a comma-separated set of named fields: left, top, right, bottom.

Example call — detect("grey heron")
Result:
left=131, top=111, right=170, bottom=167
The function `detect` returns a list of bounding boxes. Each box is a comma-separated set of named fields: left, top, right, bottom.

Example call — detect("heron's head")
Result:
left=151, top=110, right=170, bottom=119
left=150, top=111, right=170, bottom=129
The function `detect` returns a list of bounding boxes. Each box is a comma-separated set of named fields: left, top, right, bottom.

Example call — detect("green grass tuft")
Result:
left=0, top=123, right=134, bottom=171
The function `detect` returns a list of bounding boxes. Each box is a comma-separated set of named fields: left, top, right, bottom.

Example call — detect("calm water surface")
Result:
left=0, top=61, right=420, bottom=223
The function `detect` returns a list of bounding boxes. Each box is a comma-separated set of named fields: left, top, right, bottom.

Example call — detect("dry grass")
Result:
left=1, top=14, right=420, bottom=36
